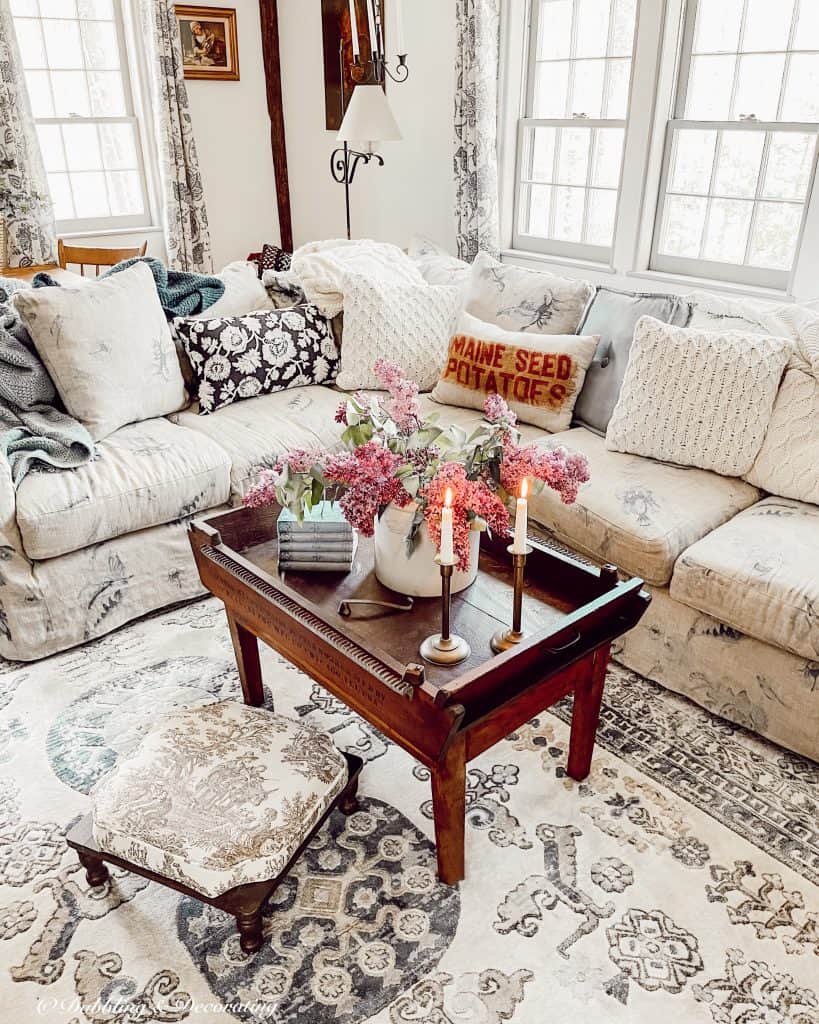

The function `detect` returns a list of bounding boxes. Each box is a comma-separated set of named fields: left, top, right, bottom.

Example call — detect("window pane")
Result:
left=70, top=171, right=109, bottom=217
left=530, top=127, right=556, bottom=182
left=14, top=19, right=46, bottom=67
left=99, top=123, right=139, bottom=170
left=591, top=127, right=624, bottom=187
left=604, top=58, right=630, bottom=118
left=534, top=61, right=570, bottom=117
left=575, top=0, right=610, bottom=58
left=38, top=0, right=76, bottom=16
left=51, top=70, right=90, bottom=115
left=42, top=19, right=82, bottom=69
left=10, top=0, right=39, bottom=15
left=88, top=70, right=126, bottom=115
left=763, top=133, right=815, bottom=200
left=781, top=55, right=819, bottom=122
left=686, top=55, right=734, bottom=119
left=694, top=0, right=743, bottom=53
left=81, top=21, right=119, bottom=70
left=586, top=188, right=616, bottom=245
left=713, top=131, right=764, bottom=198
left=748, top=201, right=803, bottom=269
left=733, top=54, right=786, bottom=121
left=659, top=195, right=707, bottom=258
left=37, top=124, right=66, bottom=172
left=669, top=129, right=717, bottom=195
left=794, top=4, right=819, bottom=49
left=538, top=0, right=572, bottom=60
left=47, top=172, right=75, bottom=220
left=553, top=186, right=585, bottom=240
left=24, top=70, right=54, bottom=116
left=62, top=123, right=102, bottom=171
left=526, top=184, right=552, bottom=235
left=107, top=170, right=143, bottom=216
left=742, top=0, right=795, bottom=53
left=610, top=0, right=636, bottom=57
left=557, top=127, right=591, bottom=185
left=570, top=59, right=604, bottom=117
left=702, top=198, right=753, bottom=263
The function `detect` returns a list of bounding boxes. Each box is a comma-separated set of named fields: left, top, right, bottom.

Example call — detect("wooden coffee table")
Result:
left=189, top=505, right=650, bottom=884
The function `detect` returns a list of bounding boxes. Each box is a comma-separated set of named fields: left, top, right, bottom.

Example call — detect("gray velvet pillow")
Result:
left=572, top=287, right=692, bottom=435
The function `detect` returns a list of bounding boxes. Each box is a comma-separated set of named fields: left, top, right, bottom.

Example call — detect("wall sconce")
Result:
left=330, top=0, right=408, bottom=239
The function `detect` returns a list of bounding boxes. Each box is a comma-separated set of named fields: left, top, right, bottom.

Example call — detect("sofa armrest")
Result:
left=0, top=455, right=43, bottom=659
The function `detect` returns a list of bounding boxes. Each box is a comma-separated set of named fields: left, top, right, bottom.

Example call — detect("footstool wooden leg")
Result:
left=235, top=908, right=264, bottom=954
left=339, top=772, right=360, bottom=816
left=78, top=851, right=110, bottom=888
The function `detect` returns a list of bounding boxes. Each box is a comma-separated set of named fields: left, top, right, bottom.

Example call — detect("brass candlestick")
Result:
left=491, top=543, right=533, bottom=653
left=419, top=557, right=471, bottom=665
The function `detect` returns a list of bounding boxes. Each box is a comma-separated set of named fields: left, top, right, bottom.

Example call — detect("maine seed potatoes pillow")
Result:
left=432, top=311, right=598, bottom=431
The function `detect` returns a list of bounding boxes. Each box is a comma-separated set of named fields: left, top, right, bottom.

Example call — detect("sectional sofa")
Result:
left=0, top=267, right=816, bottom=766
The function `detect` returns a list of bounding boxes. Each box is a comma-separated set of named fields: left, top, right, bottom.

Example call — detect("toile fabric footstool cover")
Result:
left=90, top=700, right=348, bottom=898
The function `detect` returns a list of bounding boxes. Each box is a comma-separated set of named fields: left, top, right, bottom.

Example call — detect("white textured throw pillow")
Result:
left=605, top=316, right=792, bottom=476
left=14, top=262, right=186, bottom=441
left=744, top=368, right=819, bottom=504
left=465, top=251, right=593, bottom=335
left=408, top=235, right=471, bottom=289
left=336, top=276, right=461, bottom=391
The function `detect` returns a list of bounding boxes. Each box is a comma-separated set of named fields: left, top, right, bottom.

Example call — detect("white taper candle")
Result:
left=440, top=488, right=455, bottom=565
left=512, top=478, right=529, bottom=554
left=349, top=0, right=360, bottom=57
left=365, top=0, right=378, bottom=57
left=395, top=0, right=406, bottom=54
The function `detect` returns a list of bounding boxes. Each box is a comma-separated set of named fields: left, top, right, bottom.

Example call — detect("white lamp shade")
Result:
left=337, top=85, right=402, bottom=144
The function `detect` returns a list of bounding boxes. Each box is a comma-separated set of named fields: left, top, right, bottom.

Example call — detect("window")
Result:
left=652, top=1, right=819, bottom=289
left=11, top=0, right=152, bottom=233
left=513, top=0, right=638, bottom=260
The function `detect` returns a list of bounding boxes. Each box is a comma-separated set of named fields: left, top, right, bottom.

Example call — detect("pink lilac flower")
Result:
left=324, top=441, right=411, bottom=535
left=373, top=358, right=422, bottom=433
left=483, top=393, right=517, bottom=432
left=244, top=468, right=280, bottom=508
left=422, top=462, right=510, bottom=570
left=334, top=401, right=348, bottom=424
left=500, top=439, right=590, bottom=505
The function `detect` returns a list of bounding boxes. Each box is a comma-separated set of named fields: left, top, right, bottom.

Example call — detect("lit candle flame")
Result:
left=520, top=478, right=529, bottom=500
left=444, top=487, right=453, bottom=508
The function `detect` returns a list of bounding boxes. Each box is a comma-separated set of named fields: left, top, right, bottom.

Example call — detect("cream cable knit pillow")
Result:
left=336, top=276, right=461, bottom=391
left=605, top=316, right=792, bottom=477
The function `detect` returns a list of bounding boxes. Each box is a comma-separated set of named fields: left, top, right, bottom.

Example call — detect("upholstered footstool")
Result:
left=66, top=701, right=362, bottom=953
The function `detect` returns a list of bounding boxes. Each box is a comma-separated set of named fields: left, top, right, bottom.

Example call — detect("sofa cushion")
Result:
left=92, top=701, right=348, bottom=898
left=171, top=386, right=349, bottom=498
left=16, top=418, right=231, bottom=560
left=527, top=428, right=761, bottom=585
left=670, top=497, right=819, bottom=662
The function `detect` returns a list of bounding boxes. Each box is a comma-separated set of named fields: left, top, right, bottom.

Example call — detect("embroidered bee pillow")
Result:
left=465, top=251, right=594, bottom=335
left=431, top=312, right=599, bottom=431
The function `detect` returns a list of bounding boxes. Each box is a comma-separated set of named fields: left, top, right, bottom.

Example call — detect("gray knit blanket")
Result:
left=0, top=276, right=94, bottom=486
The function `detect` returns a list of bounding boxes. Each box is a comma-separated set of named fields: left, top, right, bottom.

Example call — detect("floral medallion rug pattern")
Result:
left=1, top=596, right=817, bottom=1023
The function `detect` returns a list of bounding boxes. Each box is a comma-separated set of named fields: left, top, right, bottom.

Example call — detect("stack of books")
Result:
left=277, top=502, right=356, bottom=573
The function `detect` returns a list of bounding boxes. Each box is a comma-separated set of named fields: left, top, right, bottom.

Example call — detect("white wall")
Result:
left=278, top=0, right=457, bottom=251
left=185, top=0, right=280, bottom=268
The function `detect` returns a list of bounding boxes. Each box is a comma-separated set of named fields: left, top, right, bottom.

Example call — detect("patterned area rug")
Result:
left=2, top=597, right=818, bottom=1023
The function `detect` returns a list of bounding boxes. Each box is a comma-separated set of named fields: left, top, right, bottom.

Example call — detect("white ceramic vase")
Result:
left=373, top=503, right=481, bottom=597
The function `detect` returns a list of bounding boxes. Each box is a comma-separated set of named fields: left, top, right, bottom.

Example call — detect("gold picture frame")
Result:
left=176, top=5, right=240, bottom=81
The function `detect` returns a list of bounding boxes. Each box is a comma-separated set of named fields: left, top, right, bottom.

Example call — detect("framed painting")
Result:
left=176, top=5, right=240, bottom=81
left=321, top=0, right=383, bottom=130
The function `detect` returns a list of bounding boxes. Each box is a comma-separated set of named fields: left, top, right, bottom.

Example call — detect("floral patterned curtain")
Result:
left=0, top=0, right=56, bottom=268
left=138, top=0, right=213, bottom=273
left=454, top=0, right=501, bottom=263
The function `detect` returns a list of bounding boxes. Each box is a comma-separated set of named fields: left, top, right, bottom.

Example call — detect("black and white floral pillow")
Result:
left=173, top=305, right=339, bottom=414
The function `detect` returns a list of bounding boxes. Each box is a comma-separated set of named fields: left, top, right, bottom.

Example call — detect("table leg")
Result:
left=567, top=644, right=610, bottom=781
left=227, top=612, right=265, bottom=707
left=430, top=732, right=467, bottom=885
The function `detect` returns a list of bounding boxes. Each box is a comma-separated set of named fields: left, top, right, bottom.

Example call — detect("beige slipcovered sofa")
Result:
left=0, top=290, right=816, bottom=765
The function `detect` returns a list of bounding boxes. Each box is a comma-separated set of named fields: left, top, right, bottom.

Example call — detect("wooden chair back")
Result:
left=57, top=239, right=148, bottom=276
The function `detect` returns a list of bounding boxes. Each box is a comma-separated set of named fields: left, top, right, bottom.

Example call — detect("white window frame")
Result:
left=13, top=0, right=155, bottom=236
left=511, top=0, right=636, bottom=262
left=500, top=0, right=819, bottom=302
left=648, top=0, right=819, bottom=292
